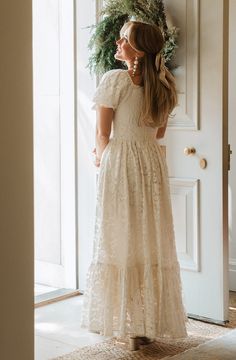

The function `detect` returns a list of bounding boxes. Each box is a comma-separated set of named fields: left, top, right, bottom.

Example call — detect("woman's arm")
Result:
left=95, top=106, right=113, bottom=166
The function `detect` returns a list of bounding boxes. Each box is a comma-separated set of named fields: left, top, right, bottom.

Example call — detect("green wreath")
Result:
left=88, top=0, right=178, bottom=76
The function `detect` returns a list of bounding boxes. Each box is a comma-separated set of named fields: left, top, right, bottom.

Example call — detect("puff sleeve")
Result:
left=92, top=69, right=123, bottom=110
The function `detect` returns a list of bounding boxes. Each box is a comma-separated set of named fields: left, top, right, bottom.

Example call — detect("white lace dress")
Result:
left=81, top=69, right=187, bottom=339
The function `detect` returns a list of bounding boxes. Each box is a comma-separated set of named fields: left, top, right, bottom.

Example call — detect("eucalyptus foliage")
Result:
left=88, top=0, right=178, bottom=75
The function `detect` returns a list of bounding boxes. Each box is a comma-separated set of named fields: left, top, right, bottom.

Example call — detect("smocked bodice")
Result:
left=92, top=69, right=158, bottom=142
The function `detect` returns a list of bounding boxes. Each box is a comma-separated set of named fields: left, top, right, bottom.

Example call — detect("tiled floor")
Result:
left=35, top=295, right=108, bottom=360
left=35, top=292, right=236, bottom=360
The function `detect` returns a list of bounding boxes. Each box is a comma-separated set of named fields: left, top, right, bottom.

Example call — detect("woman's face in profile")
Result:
left=115, top=30, right=136, bottom=62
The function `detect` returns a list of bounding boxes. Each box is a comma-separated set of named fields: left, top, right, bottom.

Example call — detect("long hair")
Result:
left=120, top=21, right=177, bottom=128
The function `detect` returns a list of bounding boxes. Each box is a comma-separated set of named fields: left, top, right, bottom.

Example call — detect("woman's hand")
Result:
left=93, top=106, right=113, bottom=168
left=96, top=107, right=113, bottom=159
left=92, top=148, right=100, bottom=167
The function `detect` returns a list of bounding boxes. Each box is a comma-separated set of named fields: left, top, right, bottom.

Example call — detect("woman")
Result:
left=81, top=21, right=187, bottom=350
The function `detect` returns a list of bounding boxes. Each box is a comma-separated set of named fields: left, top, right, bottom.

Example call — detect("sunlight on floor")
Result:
left=35, top=322, right=63, bottom=332
left=35, top=283, right=60, bottom=297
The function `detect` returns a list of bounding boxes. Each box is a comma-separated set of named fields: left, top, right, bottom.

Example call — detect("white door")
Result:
left=33, top=0, right=77, bottom=289
left=77, top=0, right=229, bottom=323
left=228, top=0, right=236, bottom=291
left=161, top=0, right=229, bottom=322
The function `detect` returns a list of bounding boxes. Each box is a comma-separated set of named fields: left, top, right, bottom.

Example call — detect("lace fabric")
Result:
left=81, top=69, right=188, bottom=338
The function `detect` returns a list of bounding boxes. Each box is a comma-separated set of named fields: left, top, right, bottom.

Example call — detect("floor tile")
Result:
left=35, top=335, right=77, bottom=360
left=35, top=295, right=108, bottom=359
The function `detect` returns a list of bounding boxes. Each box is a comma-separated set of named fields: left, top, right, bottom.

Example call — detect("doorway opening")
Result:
left=33, top=0, right=78, bottom=306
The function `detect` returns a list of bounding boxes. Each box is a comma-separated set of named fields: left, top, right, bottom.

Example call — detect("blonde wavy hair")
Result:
left=120, top=21, right=178, bottom=128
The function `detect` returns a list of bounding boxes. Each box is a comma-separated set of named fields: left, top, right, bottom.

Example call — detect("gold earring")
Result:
left=132, top=56, right=139, bottom=77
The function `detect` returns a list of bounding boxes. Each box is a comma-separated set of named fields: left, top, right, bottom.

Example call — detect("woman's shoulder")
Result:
left=102, top=68, right=125, bottom=77
left=100, top=69, right=128, bottom=86
left=93, top=69, right=128, bottom=110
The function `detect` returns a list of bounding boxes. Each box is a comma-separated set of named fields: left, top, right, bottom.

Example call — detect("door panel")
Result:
left=167, top=0, right=199, bottom=130
left=163, top=0, right=229, bottom=322
left=170, top=178, right=199, bottom=272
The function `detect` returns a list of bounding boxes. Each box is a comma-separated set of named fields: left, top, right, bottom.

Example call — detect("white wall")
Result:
left=229, top=0, right=236, bottom=290
left=76, top=0, right=98, bottom=290
left=33, top=0, right=77, bottom=289
left=33, top=0, right=62, bottom=268
left=0, top=1, right=34, bottom=359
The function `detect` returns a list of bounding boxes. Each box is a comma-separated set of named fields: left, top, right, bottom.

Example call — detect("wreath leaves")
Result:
left=88, top=0, right=178, bottom=75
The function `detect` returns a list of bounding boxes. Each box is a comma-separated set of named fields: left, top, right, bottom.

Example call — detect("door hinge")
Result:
left=228, top=144, right=232, bottom=171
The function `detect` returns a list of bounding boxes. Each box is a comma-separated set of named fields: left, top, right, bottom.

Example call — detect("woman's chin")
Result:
left=114, top=53, right=123, bottom=61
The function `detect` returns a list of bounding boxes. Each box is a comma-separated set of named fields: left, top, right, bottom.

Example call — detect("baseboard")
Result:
left=35, top=289, right=82, bottom=308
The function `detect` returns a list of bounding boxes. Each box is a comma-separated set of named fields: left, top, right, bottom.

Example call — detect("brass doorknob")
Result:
left=184, top=147, right=196, bottom=156
left=200, top=158, right=207, bottom=169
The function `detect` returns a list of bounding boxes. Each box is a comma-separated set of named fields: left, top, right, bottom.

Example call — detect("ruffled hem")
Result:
left=81, top=262, right=188, bottom=339
left=91, top=102, right=116, bottom=110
